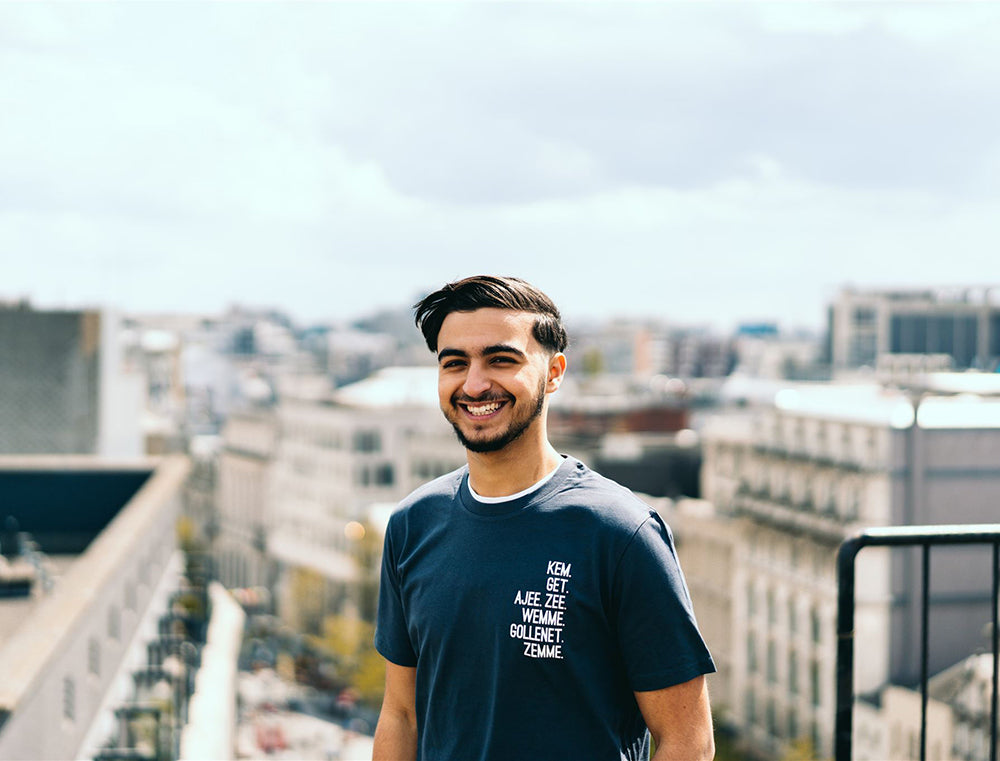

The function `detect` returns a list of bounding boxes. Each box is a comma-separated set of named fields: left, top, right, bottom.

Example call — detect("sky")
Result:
left=2, top=2, right=999, bottom=333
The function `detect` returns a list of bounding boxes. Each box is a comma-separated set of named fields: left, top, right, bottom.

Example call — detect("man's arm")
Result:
left=373, top=661, right=418, bottom=761
left=635, top=674, right=714, bottom=761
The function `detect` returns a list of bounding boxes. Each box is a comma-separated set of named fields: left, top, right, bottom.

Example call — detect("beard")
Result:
left=447, top=378, right=547, bottom=454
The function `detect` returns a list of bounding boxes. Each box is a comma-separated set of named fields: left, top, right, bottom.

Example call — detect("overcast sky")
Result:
left=2, top=2, right=999, bottom=332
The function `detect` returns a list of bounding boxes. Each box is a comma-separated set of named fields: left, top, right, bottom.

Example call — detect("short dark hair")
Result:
left=414, top=275, right=568, bottom=354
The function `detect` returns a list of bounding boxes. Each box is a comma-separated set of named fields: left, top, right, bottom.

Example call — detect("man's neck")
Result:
left=466, top=435, right=562, bottom=498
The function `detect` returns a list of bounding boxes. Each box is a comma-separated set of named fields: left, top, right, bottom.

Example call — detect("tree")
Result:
left=780, top=738, right=821, bottom=761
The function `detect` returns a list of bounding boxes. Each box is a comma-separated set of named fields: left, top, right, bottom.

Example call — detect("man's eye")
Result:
left=442, top=360, right=465, bottom=369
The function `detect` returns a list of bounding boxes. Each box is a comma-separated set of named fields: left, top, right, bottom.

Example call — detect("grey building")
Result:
left=828, top=286, right=1000, bottom=370
left=0, top=304, right=144, bottom=456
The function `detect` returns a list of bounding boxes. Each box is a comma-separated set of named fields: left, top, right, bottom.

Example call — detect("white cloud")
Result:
left=2, top=2, right=1000, bottom=331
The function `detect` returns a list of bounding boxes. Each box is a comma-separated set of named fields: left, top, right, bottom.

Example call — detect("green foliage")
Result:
left=353, top=645, right=387, bottom=707
left=780, top=738, right=822, bottom=761
left=581, top=348, right=605, bottom=376
left=309, top=614, right=385, bottom=709
left=287, top=566, right=327, bottom=633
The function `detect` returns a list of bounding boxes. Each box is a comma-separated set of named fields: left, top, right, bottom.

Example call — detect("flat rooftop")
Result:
left=0, top=556, right=74, bottom=650
left=0, top=457, right=155, bottom=650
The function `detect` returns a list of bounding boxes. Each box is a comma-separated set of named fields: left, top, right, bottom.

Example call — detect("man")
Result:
left=373, top=275, right=716, bottom=761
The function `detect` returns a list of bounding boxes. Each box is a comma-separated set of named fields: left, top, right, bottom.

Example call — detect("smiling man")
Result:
left=373, top=275, right=716, bottom=761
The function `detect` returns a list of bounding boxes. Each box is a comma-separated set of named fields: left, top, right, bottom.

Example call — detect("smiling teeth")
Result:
left=467, top=402, right=502, bottom=416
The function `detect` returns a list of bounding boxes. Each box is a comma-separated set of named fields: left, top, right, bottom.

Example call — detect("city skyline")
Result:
left=4, top=3, right=1000, bottom=332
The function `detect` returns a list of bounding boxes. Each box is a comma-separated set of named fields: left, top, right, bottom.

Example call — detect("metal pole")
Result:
left=836, top=537, right=863, bottom=761
left=991, top=542, right=999, bottom=761
left=837, top=525, right=1000, bottom=761
left=920, top=543, right=931, bottom=761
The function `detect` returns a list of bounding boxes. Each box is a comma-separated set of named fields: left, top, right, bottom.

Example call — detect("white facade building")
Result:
left=216, top=409, right=279, bottom=592
left=853, top=651, right=998, bottom=761
left=269, top=367, right=465, bottom=629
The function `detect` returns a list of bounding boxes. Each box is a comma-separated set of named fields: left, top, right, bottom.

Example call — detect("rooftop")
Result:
left=332, top=366, right=439, bottom=409
left=0, top=456, right=185, bottom=714
left=768, top=376, right=1000, bottom=429
left=0, top=556, right=74, bottom=648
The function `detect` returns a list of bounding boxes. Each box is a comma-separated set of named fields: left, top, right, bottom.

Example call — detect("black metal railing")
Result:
left=835, top=524, right=1000, bottom=761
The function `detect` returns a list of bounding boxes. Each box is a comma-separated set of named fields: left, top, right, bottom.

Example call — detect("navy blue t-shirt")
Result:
left=375, top=456, right=715, bottom=761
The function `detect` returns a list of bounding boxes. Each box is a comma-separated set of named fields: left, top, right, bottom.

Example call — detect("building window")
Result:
left=63, top=677, right=75, bottom=721
left=767, top=589, right=776, bottom=626
left=840, top=425, right=853, bottom=460
left=789, top=650, right=799, bottom=694
left=88, top=638, right=100, bottom=677
left=747, top=631, right=757, bottom=673
left=846, top=487, right=860, bottom=520
left=766, top=641, right=777, bottom=684
left=866, top=430, right=878, bottom=464
left=108, top=606, right=121, bottom=641
left=853, top=307, right=876, bottom=327
left=374, top=463, right=394, bottom=486
left=745, top=688, right=757, bottom=726
left=811, top=607, right=822, bottom=645
left=957, top=316, right=978, bottom=368
left=125, top=583, right=137, bottom=612
left=788, top=707, right=799, bottom=741
left=352, top=430, right=381, bottom=453
left=788, top=598, right=797, bottom=635
left=747, top=582, right=756, bottom=619
left=810, top=660, right=821, bottom=707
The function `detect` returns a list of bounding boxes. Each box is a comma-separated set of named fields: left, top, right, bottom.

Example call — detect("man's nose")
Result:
left=462, top=362, right=492, bottom=397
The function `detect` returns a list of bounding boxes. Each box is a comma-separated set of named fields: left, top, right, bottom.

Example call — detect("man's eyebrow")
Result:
left=482, top=344, right=526, bottom=358
left=436, top=344, right=526, bottom=362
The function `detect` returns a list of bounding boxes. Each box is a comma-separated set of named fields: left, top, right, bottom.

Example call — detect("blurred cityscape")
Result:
left=1, top=284, right=1000, bottom=760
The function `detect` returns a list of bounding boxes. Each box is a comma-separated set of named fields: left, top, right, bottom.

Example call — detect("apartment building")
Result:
left=268, top=367, right=465, bottom=630
left=695, top=379, right=1000, bottom=758
left=216, top=408, right=279, bottom=592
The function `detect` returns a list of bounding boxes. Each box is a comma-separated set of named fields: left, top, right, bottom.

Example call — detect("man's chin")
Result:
left=451, top=424, right=516, bottom=454
left=454, top=431, right=509, bottom=453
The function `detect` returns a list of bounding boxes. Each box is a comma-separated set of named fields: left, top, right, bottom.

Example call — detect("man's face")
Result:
left=436, top=308, right=564, bottom=454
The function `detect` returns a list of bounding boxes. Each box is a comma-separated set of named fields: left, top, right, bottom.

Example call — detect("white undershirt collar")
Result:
left=467, top=463, right=561, bottom=504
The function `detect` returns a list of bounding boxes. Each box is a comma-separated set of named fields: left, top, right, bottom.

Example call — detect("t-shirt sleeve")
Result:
left=374, top=526, right=418, bottom=667
left=612, top=511, right=716, bottom=692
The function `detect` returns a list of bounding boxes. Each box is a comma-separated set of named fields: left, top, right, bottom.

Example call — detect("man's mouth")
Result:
left=457, top=398, right=510, bottom=418
left=464, top=401, right=504, bottom=417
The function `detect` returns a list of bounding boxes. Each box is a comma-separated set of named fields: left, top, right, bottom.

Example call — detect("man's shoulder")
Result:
left=389, top=465, right=467, bottom=523
left=553, top=458, right=657, bottom=531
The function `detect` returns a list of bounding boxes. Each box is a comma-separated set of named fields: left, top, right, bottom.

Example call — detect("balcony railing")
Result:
left=835, top=524, right=1000, bottom=761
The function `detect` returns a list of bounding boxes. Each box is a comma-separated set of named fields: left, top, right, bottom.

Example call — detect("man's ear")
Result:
left=546, top=353, right=567, bottom=393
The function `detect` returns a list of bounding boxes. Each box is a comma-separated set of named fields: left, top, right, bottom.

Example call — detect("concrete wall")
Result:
left=97, top=308, right=145, bottom=458
left=0, top=456, right=189, bottom=761
left=889, top=425, right=1000, bottom=683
